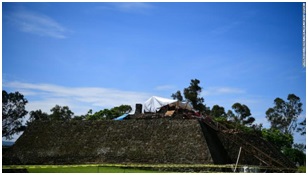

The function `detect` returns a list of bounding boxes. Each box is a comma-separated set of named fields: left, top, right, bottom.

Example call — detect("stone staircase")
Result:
left=201, top=118, right=296, bottom=172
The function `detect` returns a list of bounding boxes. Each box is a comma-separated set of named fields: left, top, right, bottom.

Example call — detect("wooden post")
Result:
left=234, top=147, right=242, bottom=172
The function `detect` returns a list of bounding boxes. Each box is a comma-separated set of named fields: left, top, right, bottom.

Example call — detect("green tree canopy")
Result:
left=28, top=105, right=75, bottom=123
left=50, top=105, right=74, bottom=121
left=86, top=105, right=132, bottom=120
left=2, top=90, right=28, bottom=140
left=266, top=94, right=303, bottom=134
left=111, top=105, right=132, bottom=116
left=183, top=79, right=206, bottom=112
left=210, top=105, right=226, bottom=118
left=73, top=109, right=92, bottom=120
left=86, top=109, right=110, bottom=120
left=297, top=118, right=306, bottom=135
left=171, top=79, right=209, bottom=113
left=261, top=128, right=293, bottom=150
left=293, top=143, right=306, bottom=153
left=283, top=147, right=306, bottom=166
left=28, top=109, right=49, bottom=123
left=227, top=103, right=255, bottom=126
left=171, top=90, right=183, bottom=101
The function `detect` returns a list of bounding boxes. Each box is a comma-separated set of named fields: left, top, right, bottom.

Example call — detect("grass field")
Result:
left=4, top=164, right=303, bottom=173
left=297, top=166, right=306, bottom=173
left=27, top=166, right=164, bottom=173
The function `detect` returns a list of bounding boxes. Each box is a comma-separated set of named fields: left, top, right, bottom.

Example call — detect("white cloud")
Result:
left=8, top=10, right=69, bottom=39
left=202, top=87, right=246, bottom=96
left=3, top=81, right=151, bottom=115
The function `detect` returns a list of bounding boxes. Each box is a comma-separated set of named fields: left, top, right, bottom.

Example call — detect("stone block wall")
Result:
left=7, top=119, right=213, bottom=165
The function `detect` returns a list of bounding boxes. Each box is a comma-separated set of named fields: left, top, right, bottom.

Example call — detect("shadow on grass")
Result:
left=27, top=166, right=164, bottom=173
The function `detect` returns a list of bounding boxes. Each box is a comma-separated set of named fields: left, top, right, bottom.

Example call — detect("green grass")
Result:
left=297, top=166, right=306, bottom=173
left=27, top=166, right=163, bottom=173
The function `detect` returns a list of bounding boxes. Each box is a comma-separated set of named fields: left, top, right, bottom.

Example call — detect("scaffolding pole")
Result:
left=234, top=146, right=242, bottom=172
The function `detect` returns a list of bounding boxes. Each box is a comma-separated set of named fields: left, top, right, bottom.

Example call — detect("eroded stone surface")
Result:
left=5, top=119, right=213, bottom=165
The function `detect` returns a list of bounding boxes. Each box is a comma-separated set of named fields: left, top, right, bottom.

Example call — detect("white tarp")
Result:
left=143, top=96, right=193, bottom=113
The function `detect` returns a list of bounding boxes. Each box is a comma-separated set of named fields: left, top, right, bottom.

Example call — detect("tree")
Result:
left=171, top=90, right=183, bottom=101
left=28, top=105, right=76, bottom=123
left=293, top=143, right=306, bottom=153
left=86, top=105, right=132, bottom=120
left=171, top=79, right=210, bottom=113
left=210, top=105, right=226, bottom=118
left=73, top=109, right=92, bottom=120
left=28, top=109, right=49, bottom=123
left=262, top=129, right=306, bottom=166
left=297, top=118, right=306, bottom=135
left=283, top=147, right=306, bottom=166
left=183, top=79, right=207, bottom=112
left=261, top=128, right=293, bottom=150
left=112, top=105, right=132, bottom=115
left=86, top=109, right=109, bottom=120
left=228, top=103, right=255, bottom=126
left=266, top=94, right=303, bottom=134
left=2, top=90, right=28, bottom=140
left=226, top=109, right=235, bottom=120
left=50, top=105, right=74, bottom=121
left=72, top=115, right=85, bottom=120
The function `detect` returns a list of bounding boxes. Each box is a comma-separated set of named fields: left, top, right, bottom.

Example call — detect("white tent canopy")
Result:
left=143, top=96, right=193, bottom=113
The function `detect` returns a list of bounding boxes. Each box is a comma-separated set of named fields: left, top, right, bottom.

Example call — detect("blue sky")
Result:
left=2, top=2, right=306, bottom=143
